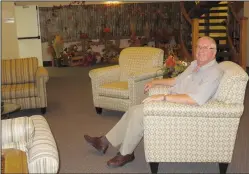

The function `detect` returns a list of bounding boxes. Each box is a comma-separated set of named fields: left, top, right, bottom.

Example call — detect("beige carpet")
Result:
left=12, top=65, right=249, bottom=173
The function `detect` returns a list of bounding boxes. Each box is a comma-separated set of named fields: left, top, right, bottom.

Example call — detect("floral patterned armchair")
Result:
left=89, top=47, right=164, bottom=113
left=143, top=61, right=249, bottom=174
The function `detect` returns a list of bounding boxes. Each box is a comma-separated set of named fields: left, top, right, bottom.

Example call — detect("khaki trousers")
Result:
left=106, top=104, right=144, bottom=155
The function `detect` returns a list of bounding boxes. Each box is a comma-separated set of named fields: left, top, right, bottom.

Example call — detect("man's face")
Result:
left=195, top=38, right=216, bottom=66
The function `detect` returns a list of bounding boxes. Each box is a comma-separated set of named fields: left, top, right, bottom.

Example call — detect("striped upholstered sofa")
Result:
left=2, top=115, right=59, bottom=173
left=1, top=57, right=49, bottom=114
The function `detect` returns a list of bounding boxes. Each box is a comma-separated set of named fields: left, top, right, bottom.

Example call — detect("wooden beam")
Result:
left=240, top=17, right=248, bottom=70
left=192, top=18, right=199, bottom=59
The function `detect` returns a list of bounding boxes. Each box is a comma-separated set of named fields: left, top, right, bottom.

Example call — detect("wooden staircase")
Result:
left=180, top=1, right=247, bottom=69
left=198, top=2, right=230, bottom=62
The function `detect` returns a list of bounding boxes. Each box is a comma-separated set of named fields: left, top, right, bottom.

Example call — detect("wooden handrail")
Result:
left=187, top=2, right=201, bottom=17
left=180, top=2, right=192, bottom=24
left=226, top=2, right=239, bottom=63
left=240, top=17, right=248, bottom=70
left=192, top=18, right=199, bottom=59
left=228, top=2, right=240, bottom=22
left=227, top=2, right=247, bottom=70
left=227, top=35, right=239, bottom=63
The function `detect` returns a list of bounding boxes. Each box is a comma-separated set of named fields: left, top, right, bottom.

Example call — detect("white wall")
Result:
left=244, top=2, right=249, bottom=67
left=14, top=5, right=43, bottom=66
left=2, top=2, right=19, bottom=59
left=42, top=42, right=53, bottom=61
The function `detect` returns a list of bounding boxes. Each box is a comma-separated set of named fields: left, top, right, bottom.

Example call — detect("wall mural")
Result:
left=39, top=2, right=181, bottom=43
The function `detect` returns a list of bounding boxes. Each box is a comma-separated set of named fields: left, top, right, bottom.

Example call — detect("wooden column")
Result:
left=240, top=17, right=248, bottom=70
left=192, top=18, right=199, bottom=59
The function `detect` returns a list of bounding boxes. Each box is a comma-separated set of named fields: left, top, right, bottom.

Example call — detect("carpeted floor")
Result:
left=12, top=65, right=249, bottom=173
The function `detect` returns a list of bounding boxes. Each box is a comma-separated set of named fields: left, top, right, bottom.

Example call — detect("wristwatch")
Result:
left=164, top=94, right=167, bottom=101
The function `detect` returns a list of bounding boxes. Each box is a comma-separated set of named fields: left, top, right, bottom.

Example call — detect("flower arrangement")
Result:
left=52, top=34, right=64, bottom=58
left=161, top=54, right=189, bottom=78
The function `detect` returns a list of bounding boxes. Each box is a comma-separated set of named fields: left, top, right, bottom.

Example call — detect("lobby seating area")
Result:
left=1, top=1, right=249, bottom=174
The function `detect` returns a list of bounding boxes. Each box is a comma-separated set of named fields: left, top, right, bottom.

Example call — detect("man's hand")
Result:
left=142, top=94, right=165, bottom=103
left=144, top=81, right=154, bottom=93
left=144, top=78, right=177, bottom=94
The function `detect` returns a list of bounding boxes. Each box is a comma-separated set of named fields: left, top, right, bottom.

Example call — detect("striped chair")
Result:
left=1, top=57, right=49, bottom=114
left=89, top=47, right=164, bottom=113
left=2, top=115, right=59, bottom=173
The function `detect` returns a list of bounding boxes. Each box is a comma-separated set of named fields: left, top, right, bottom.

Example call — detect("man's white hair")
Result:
left=198, top=36, right=217, bottom=49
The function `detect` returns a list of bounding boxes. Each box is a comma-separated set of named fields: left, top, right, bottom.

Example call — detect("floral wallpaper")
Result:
left=39, top=2, right=181, bottom=43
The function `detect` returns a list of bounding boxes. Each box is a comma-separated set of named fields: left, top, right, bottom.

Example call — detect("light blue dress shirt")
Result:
left=169, top=59, right=223, bottom=105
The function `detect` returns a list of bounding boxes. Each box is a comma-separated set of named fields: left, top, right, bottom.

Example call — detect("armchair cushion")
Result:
left=1, top=57, right=38, bottom=85
left=99, top=81, right=129, bottom=99
left=2, top=83, right=38, bottom=100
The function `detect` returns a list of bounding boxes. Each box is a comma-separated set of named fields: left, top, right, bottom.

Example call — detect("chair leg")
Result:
left=219, top=163, right=229, bottom=174
left=41, top=107, right=46, bottom=114
left=149, top=162, right=159, bottom=174
left=95, top=107, right=102, bottom=114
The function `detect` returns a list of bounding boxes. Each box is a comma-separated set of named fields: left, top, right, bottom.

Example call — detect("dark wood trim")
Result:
left=43, top=61, right=53, bottom=67
left=17, top=36, right=40, bottom=40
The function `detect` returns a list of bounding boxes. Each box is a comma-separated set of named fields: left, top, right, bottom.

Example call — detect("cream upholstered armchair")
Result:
left=89, top=47, right=164, bottom=114
left=143, top=61, right=248, bottom=174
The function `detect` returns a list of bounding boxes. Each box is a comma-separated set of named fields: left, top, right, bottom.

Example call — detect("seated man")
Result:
left=84, top=36, right=223, bottom=167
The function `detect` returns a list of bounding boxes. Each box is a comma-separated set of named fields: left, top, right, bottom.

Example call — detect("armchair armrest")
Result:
left=2, top=117, right=35, bottom=145
left=128, top=68, right=163, bottom=105
left=35, top=67, right=49, bottom=107
left=28, top=115, right=59, bottom=173
left=89, top=65, right=121, bottom=86
left=36, top=67, right=49, bottom=83
left=129, top=68, right=163, bottom=82
left=144, top=100, right=244, bottom=118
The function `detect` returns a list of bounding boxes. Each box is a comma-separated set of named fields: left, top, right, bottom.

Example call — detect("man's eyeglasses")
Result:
left=196, top=45, right=216, bottom=50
